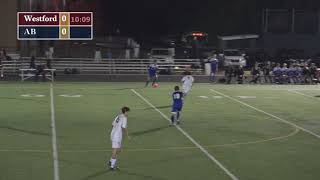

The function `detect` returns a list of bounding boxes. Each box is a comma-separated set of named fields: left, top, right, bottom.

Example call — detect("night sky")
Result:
left=102, top=0, right=318, bottom=39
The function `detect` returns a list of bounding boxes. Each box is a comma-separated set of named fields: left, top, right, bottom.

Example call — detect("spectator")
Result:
left=30, top=56, right=36, bottom=69
left=35, top=60, right=46, bottom=81
left=46, top=58, right=56, bottom=76
left=281, top=63, right=289, bottom=84
left=236, top=66, right=244, bottom=84
left=94, top=48, right=102, bottom=62
left=1, top=48, right=7, bottom=59
left=225, top=66, right=234, bottom=84
left=46, top=59, right=52, bottom=69
left=263, top=61, right=273, bottom=83
left=316, top=67, right=320, bottom=83
left=302, top=63, right=311, bottom=84
left=273, top=63, right=282, bottom=84
left=294, top=64, right=302, bottom=84
left=0, top=49, right=5, bottom=78
left=310, top=63, right=318, bottom=84
left=107, top=49, right=113, bottom=59
left=250, top=66, right=261, bottom=84
left=287, top=64, right=296, bottom=84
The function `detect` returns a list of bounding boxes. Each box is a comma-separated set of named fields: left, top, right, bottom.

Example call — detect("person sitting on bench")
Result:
left=35, top=61, right=46, bottom=81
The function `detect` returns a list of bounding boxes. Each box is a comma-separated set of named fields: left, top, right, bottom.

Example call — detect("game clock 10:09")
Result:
left=70, top=16, right=91, bottom=24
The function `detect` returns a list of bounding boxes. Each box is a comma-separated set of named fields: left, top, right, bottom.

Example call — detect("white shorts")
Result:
left=183, top=86, right=191, bottom=94
left=112, top=141, right=122, bottom=149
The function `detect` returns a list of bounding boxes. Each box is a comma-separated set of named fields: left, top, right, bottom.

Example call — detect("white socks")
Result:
left=110, top=158, right=117, bottom=168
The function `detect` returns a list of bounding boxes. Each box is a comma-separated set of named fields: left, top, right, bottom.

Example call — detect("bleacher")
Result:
left=2, top=58, right=204, bottom=77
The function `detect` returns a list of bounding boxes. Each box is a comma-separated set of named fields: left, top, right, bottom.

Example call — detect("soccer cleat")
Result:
left=152, top=83, right=159, bottom=88
left=110, top=166, right=120, bottom=171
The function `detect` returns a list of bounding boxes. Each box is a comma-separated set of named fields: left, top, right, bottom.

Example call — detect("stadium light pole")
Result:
left=63, top=0, right=66, bottom=10
left=29, top=0, right=33, bottom=11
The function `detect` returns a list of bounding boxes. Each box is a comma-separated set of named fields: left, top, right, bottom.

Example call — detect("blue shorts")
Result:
left=148, top=75, right=157, bottom=81
left=172, top=104, right=183, bottom=112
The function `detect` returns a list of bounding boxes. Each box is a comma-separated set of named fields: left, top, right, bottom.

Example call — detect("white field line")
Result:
left=288, top=89, right=320, bottom=101
left=50, top=83, right=60, bottom=180
left=131, top=89, right=239, bottom=180
left=210, top=89, right=320, bottom=139
left=288, top=89, right=320, bottom=91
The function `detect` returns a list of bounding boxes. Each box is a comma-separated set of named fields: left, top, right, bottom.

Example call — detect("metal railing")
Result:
left=3, top=58, right=204, bottom=75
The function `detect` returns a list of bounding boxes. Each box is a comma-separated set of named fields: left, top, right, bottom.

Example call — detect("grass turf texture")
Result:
left=1, top=82, right=320, bottom=180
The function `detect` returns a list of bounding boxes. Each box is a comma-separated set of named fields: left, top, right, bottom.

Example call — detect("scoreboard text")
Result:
left=17, top=12, right=93, bottom=40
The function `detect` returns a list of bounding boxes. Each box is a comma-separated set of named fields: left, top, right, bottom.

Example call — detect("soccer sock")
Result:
left=171, top=115, right=175, bottom=124
left=210, top=73, right=215, bottom=81
left=109, top=158, right=113, bottom=166
left=152, top=79, right=156, bottom=86
left=110, top=158, right=117, bottom=168
left=177, top=112, right=180, bottom=121
left=211, top=75, right=215, bottom=81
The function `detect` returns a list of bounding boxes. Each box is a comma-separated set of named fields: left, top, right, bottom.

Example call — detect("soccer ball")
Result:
left=152, top=83, right=160, bottom=88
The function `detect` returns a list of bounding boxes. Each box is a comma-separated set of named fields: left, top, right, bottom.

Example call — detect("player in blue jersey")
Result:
left=171, top=86, right=184, bottom=125
left=145, top=60, right=158, bottom=87
left=209, top=55, right=218, bottom=82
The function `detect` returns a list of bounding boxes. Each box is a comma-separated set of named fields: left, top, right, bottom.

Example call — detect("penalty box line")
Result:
left=131, top=89, right=239, bottom=180
left=210, top=89, right=320, bottom=140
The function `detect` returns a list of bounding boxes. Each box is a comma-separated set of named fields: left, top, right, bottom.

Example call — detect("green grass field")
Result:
left=1, top=82, right=320, bottom=180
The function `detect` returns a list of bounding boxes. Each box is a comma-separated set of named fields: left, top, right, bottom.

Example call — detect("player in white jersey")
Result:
left=181, top=71, right=194, bottom=96
left=108, top=107, right=130, bottom=170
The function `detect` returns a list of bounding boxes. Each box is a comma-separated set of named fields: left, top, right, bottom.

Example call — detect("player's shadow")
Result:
left=143, top=105, right=171, bottom=110
left=81, top=170, right=112, bottom=180
left=0, top=126, right=51, bottom=136
left=59, top=158, right=112, bottom=180
left=82, top=169, right=166, bottom=180
left=131, top=126, right=170, bottom=137
left=118, top=169, right=167, bottom=180
left=314, top=95, right=320, bottom=98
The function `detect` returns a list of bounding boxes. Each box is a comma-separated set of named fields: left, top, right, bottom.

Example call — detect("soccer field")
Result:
left=1, top=82, right=320, bottom=180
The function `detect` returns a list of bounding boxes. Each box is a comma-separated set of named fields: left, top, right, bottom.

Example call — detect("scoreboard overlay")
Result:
left=17, top=12, right=93, bottom=40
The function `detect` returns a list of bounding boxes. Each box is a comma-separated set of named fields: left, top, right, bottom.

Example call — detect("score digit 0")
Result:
left=59, top=13, right=69, bottom=25
left=60, top=26, right=69, bottom=39
left=59, top=13, right=70, bottom=39
left=62, top=15, right=67, bottom=22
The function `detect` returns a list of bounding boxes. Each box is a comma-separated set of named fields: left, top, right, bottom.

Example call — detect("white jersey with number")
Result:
left=110, top=114, right=127, bottom=142
left=182, top=75, right=194, bottom=93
